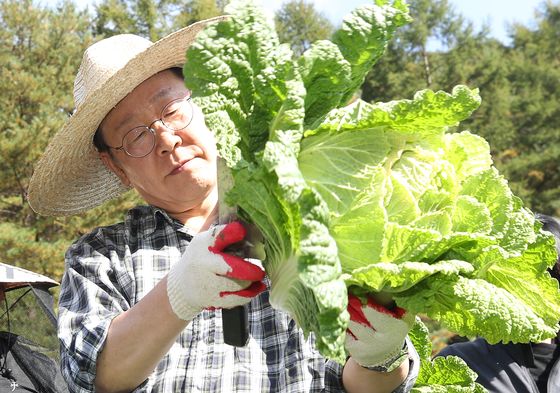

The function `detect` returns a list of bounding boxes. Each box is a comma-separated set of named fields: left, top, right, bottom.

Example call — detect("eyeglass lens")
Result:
left=122, top=97, right=193, bottom=157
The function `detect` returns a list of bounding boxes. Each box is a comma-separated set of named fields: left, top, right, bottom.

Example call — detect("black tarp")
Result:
left=0, top=332, right=67, bottom=393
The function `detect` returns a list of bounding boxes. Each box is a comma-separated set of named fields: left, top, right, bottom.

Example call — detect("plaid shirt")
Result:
left=58, top=205, right=417, bottom=392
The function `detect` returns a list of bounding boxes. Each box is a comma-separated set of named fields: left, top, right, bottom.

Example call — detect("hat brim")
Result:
left=28, top=16, right=227, bottom=216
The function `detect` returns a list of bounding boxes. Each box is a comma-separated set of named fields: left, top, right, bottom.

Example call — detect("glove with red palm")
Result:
left=167, top=221, right=266, bottom=321
left=345, top=293, right=415, bottom=373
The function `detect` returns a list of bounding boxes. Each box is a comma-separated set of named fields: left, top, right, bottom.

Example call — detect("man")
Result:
left=437, top=214, right=560, bottom=393
left=28, top=17, right=418, bottom=393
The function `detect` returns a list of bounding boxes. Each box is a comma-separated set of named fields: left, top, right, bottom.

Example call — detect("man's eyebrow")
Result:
left=113, top=87, right=177, bottom=132
left=150, top=86, right=176, bottom=104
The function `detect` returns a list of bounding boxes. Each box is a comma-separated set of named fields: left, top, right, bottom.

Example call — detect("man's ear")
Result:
left=99, top=152, right=131, bottom=187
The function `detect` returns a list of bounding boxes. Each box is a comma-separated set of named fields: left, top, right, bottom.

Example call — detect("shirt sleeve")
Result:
left=324, top=359, right=346, bottom=391
left=58, top=229, right=133, bottom=393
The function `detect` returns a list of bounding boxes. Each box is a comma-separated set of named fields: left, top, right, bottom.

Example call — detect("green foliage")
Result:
left=362, top=0, right=488, bottom=100
left=0, top=0, right=94, bottom=280
left=94, top=0, right=138, bottom=36
left=0, top=0, right=145, bottom=285
left=362, top=0, right=560, bottom=217
left=275, top=0, right=334, bottom=56
left=499, top=2, right=560, bottom=216
left=0, top=0, right=92, bottom=202
left=94, top=0, right=225, bottom=39
left=409, top=319, right=487, bottom=392
left=0, top=222, right=67, bottom=279
left=171, top=0, right=224, bottom=30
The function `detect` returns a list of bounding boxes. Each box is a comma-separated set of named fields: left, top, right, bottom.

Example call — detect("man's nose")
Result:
left=152, top=121, right=182, bottom=155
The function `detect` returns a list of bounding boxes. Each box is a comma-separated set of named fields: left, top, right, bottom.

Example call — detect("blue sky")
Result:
left=55, top=0, right=546, bottom=44
left=261, top=0, right=545, bottom=44
left=450, top=0, right=544, bottom=42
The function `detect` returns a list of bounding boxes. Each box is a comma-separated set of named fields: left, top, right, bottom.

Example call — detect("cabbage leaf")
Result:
left=183, top=0, right=560, bottom=367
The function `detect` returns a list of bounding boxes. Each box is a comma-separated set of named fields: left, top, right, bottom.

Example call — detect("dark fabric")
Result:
left=530, top=342, right=559, bottom=392
left=0, top=332, right=68, bottom=393
left=437, top=338, right=560, bottom=393
left=30, top=286, right=57, bottom=329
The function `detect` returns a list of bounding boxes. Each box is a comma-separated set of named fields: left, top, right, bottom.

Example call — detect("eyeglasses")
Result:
left=107, top=96, right=194, bottom=158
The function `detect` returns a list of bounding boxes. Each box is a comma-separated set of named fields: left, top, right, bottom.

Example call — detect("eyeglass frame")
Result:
left=104, top=95, right=194, bottom=158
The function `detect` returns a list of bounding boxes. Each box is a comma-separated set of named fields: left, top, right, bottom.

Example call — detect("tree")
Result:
left=498, top=1, right=560, bottom=216
left=0, top=0, right=95, bottom=278
left=394, top=0, right=470, bottom=87
left=361, top=0, right=514, bottom=170
left=362, top=0, right=489, bottom=102
left=275, top=0, right=334, bottom=56
left=94, top=0, right=137, bottom=37
left=170, top=0, right=223, bottom=30
left=437, top=32, right=515, bottom=154
left=95, top=0, right=224, bottom=40
left=361, top=0, right=511, bottom=161
left=95, top=0, right=169, bottom=39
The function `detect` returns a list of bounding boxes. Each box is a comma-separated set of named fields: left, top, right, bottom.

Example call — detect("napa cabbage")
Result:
left=183, top=0, right=560, bottom=377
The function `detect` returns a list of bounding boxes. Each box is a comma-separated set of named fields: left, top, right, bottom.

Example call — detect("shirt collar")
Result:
left=125, top=205, right=198, bottom=238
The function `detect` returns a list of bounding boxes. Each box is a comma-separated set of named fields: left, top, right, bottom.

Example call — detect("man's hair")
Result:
left=536, top=213, right=560, bottom=282
left=93, top=127, right=109, bottom=153
left=92, top=67, right=184, bottom=153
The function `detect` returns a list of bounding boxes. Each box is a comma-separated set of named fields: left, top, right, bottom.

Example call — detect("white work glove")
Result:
left=345, top=293, right=415, bottom=372
left=167, top=221, right=266, bottom=321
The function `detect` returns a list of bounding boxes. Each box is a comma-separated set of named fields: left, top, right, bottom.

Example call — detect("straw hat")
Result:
left=27, top=16, right=227, bottom=216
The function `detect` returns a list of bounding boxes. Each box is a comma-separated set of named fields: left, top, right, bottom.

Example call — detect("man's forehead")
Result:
left=102, top=72, right=187, bottom=134
left=149, top=85, right=181, bottom=103
left=141, top=70, right=187, bottom=102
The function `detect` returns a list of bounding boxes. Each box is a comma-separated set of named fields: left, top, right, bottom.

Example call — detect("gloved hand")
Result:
left=167, top=221, right=266, bottom=321
left=345, top=293, right=415, bottom=372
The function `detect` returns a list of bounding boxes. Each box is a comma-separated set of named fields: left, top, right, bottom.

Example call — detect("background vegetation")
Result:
left=1, top=0, right=559, bottom=350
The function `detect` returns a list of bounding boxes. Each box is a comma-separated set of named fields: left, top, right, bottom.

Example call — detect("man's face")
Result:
left=99, top=69, right=218, bottom=216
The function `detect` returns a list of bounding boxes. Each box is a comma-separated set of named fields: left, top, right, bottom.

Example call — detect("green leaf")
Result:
left=413, top=356, right=484, bottom=393
left=409, top=319, right=488, bottom=393
left=332, top=0, right=411, bottom=103
left=185, top=0, right=296, bottom=159
left=396, top=275, right=558, bottom=343
left=481, top=229, right=560, bottom=328
left=408, top=318, right=432, bottom=362
left=297, top=40, right=352, bottom=126
left=346, top=259, right=474, bottom=293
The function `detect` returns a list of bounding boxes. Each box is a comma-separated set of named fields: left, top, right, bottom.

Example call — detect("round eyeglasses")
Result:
left=107, top=96, right=194, bottom=158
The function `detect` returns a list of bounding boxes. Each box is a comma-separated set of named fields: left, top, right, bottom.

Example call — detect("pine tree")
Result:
left=0, top=0, right=94, bottom=277
left=94, top=0, right=138, bottom=36
left=274, top=0, right=334, bottom=56
left=362, top=0, right=485, bottom=102
left=95, top=0, right=225, bottom=39
left=499, top=1, right=560, bottom=216
left=171, top=0, right=223, bottom=30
